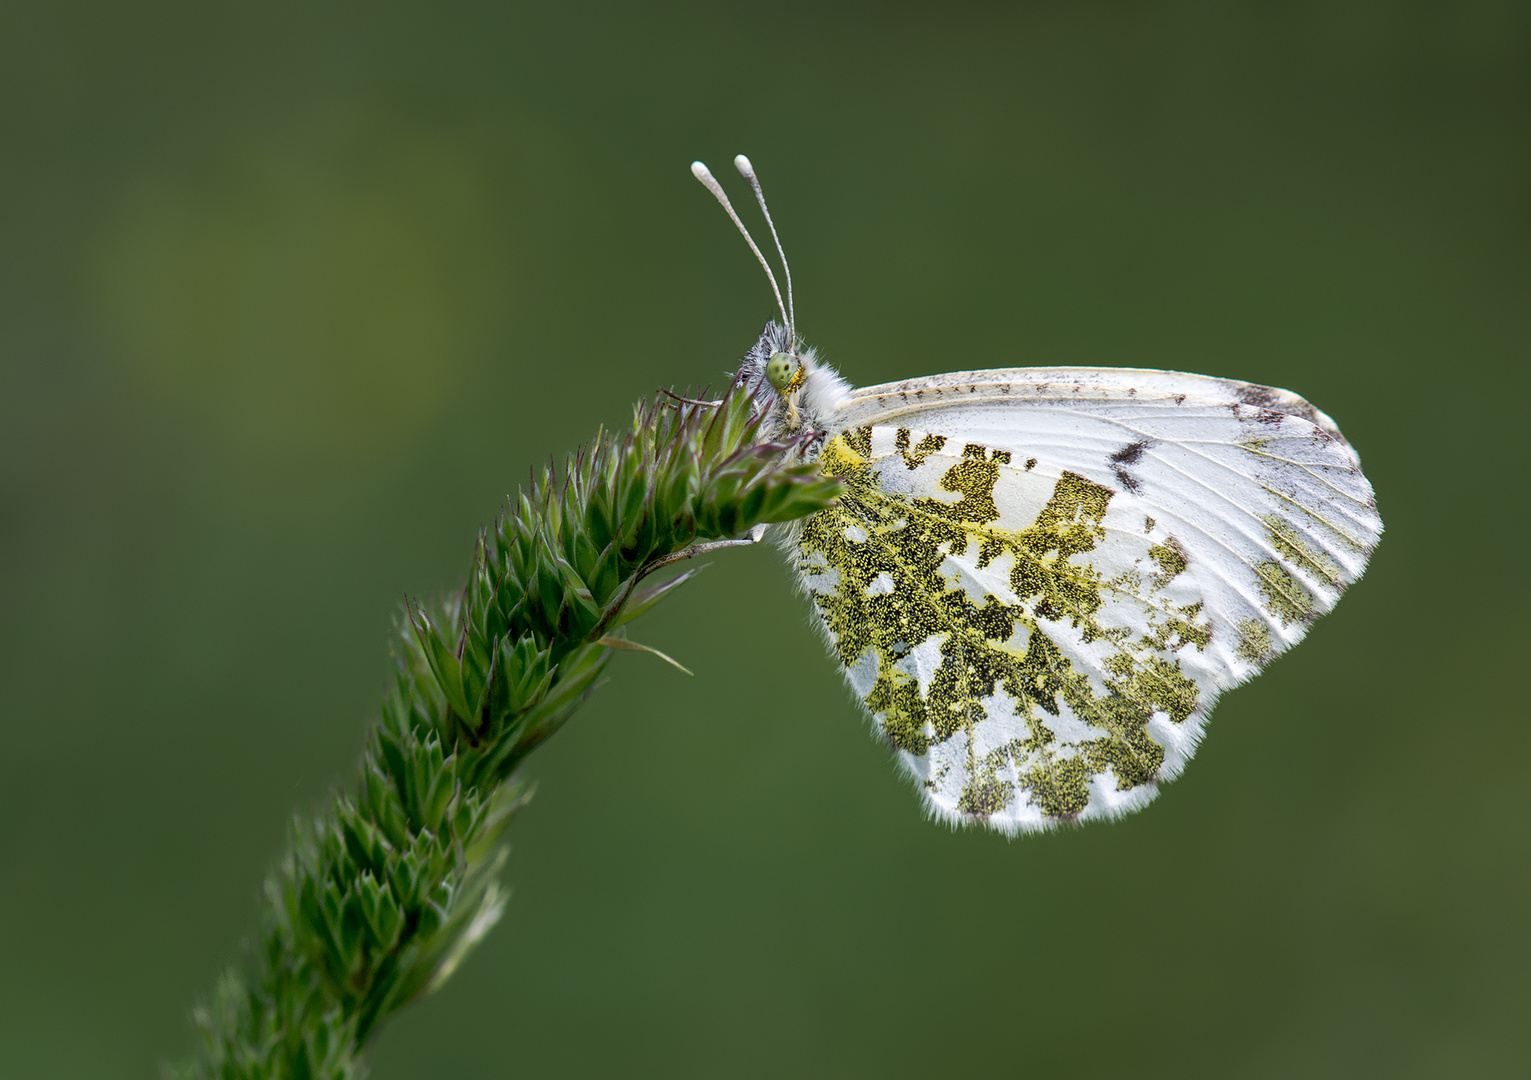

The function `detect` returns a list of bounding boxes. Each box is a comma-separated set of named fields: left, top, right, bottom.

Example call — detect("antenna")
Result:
left=691, top=160, right=791, bottom=336
left=732, top=155, right=794, bottom=344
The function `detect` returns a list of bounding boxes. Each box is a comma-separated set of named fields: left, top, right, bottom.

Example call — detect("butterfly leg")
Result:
left=639, top=525, right=767, bottom=579
left=657, top=388, right=724, bottom=408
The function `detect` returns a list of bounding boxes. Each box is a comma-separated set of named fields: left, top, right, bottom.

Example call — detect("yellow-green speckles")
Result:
left=840, top=425, right=873, bottom=459
left=924, top=447, right=1004, bottom=526
left=1105, top=654, right=1198, bottom=725
left=1020, top=756, right=1090, bottom=818
left=866, top=667, right=931, bottom=755
left=1148, top=539, right=1188, bottom=581
left=1139, top=601, right=1211, bottom=653
left=1251, top=515, right=1342, bottom=626
left=895, top=428, right=946, bottom=470
left=1262, top=513, right=1344, bottom=589
left=996, top=471, right=1114, bottom=629
left=1236, top=618, right=1273, bottom=663
left=798, top=428, right=1209, bottom=825
left=1083, top=722, right=1165, bottom=792
left=958, top=759, right=1014, bottom=816
left=1255, top=559, right=1317, bottom=626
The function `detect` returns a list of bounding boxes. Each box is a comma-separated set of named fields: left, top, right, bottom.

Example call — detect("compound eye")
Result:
left=766, top=351, right=798, bottom=392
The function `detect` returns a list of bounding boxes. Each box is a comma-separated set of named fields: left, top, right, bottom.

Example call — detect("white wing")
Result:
left=788, top=366, right=1380, bottom=834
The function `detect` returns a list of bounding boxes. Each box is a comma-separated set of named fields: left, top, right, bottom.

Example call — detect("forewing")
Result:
left=790, top=368, right=1379, bottom=834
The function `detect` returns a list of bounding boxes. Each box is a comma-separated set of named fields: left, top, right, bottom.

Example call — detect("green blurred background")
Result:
left=2, top=2, right=1527, bottom=1076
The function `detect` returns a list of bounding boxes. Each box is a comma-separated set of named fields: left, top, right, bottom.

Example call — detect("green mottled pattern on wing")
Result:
left=796, top=426, right=1215, bottom=832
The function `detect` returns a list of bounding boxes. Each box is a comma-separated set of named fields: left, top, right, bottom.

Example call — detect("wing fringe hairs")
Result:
left=170, top=376, right=841, bottom=1080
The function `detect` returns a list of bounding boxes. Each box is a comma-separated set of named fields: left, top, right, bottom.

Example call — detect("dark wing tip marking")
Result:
left=1236, top=382, right=1326, bottom=429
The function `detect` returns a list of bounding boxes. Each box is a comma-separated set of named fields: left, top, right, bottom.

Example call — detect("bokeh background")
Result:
left=2, top=2, right=1527, bottom=1076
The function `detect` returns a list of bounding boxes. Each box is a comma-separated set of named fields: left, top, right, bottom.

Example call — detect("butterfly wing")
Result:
left=790, top=367, right=1380, bottom=834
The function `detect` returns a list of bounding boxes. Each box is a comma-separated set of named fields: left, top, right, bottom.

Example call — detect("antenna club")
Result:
left=691, top=151, right=792, bottom=332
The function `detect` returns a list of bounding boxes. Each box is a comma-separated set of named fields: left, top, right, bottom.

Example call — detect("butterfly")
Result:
left=692, top=156, right=1381, bottom=835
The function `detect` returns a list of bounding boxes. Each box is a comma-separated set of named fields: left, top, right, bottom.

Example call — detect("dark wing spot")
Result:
left=1024, top=458, right=1037, bottom=471
left=1173, top=394, right=1186, bottom=405
left=1110, top=441, right=1149, bottom=466
left=1108, top=439, right=1153, bottom=493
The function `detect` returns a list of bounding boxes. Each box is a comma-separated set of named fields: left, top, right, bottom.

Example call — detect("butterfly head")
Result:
left=765, top=350, right=805, bottom=395
left=737, top=320, right=850, bottom=447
